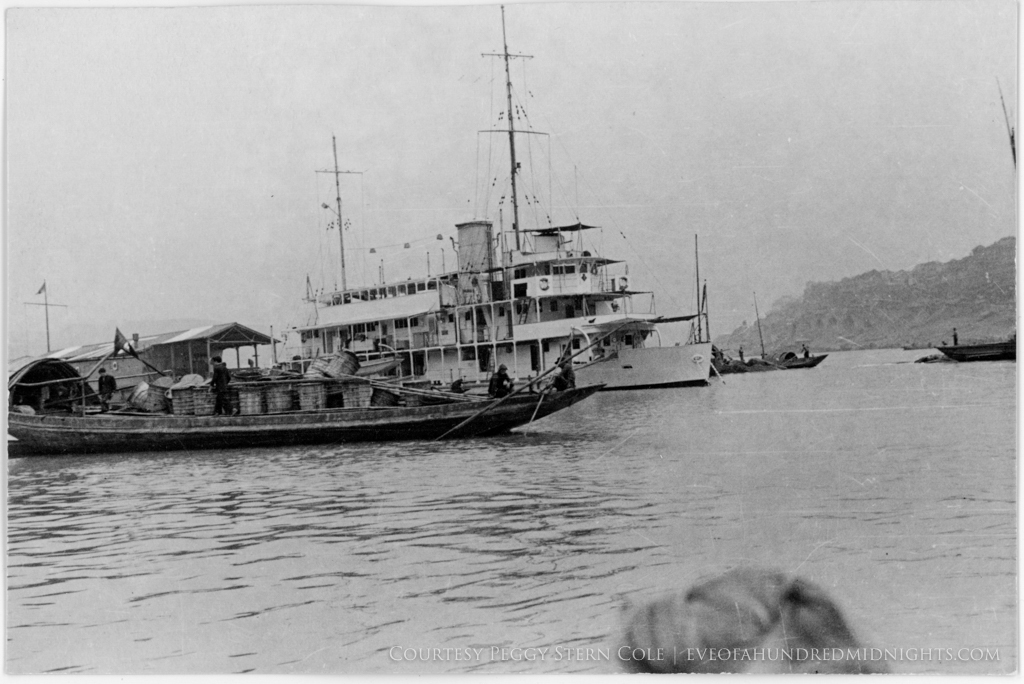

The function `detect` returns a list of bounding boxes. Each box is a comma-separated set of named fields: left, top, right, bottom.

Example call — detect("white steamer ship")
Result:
left=289, top=9, right=711, bottom=391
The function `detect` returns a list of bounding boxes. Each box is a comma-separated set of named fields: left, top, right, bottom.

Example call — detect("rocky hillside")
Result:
left=714, top=236, right=1016, bottom=353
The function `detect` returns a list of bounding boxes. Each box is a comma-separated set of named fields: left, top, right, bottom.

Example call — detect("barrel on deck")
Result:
left=192, top=387, right=216, bottom=416
left=265, top=383, right=294, bottom=413
left=170, top=389, right=195, bottom=415
left=325, top=351, right=360, bottom=378
left=305, top=356, right=333, bottom=378
left=128, top=382, right=169, bottom=413
left=341, top=383, right=373, bottom=408
left=237, top=386, right=265, bottom=415
left=299, top=382, right=326, bottom=410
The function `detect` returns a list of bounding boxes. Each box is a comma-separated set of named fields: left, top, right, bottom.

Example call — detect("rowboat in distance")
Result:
left=768, top=350, right=828, bottom=370
left=8, top=384, right=601, bottom=456
left=936, top=338, right=1016, bottom=363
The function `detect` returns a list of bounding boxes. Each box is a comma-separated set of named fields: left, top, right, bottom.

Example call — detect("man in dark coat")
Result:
left=552, top=354, right=576, bottom=391
left=211, top=356, right=233, bottom=415
left=97, top=368, right=117, bottom=412
left=488, top=364, right=513, bottom=398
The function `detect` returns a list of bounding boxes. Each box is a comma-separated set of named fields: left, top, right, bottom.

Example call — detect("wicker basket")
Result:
left=170, top=389, right=195, bottom=415
left=128, top=382, right=169, bottom=413
left=237, top=386, right=265, bottom=415
left=298, top=383, right=326, bottom=410
left=305, top=356, right=333, bottom=378
left=325, top=351, right=360, bottom=378
left=340, top=383, right=373, bottom=408
left=265, top=383, right=294, bottom=413
left=192, top=387, right=216, bottom=416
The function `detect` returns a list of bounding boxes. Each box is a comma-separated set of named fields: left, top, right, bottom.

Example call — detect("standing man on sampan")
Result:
left=211, top=356, right=233, bottom=415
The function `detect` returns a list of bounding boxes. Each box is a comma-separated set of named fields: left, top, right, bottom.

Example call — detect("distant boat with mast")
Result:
left=289, top=7, right=711, bottom=391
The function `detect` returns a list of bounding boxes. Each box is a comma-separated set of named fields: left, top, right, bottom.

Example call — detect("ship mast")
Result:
left=500, top=6, right=521, bottom=251
left=332, top=136, right=347, bottom=291
left=316, top=136, right=363, bottom=292
left=753, top=291, right=767, bottom=358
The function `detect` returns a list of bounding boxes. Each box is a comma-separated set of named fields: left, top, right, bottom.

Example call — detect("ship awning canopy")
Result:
left=8, top=358, right=81, bottom=391
left=523, top=222, right=600, bottom=235
left=157, top=322, right=275, bottom=347
left=301, top=291, right=440, bottom=330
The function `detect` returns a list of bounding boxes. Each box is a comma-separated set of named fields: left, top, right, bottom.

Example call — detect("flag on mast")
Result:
left=36, top=281, right=46, bottom=295
left=114, top=328, right=140, bottom=359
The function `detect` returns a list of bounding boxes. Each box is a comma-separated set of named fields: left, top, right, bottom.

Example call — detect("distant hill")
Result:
left=714, top=236, right=1016, bottom=353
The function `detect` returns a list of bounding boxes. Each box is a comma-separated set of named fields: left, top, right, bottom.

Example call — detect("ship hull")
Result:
left=575, top=343, right=711, bottom=390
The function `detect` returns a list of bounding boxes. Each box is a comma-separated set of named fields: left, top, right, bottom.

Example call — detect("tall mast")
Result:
left=695, top=235, right=702, bottom=342
left=500, top=6, right=522, bottom=251
left=332, top=135, right=347, bottom=291
left=753, top=291, right=766, bottom=358
left=317, top=137, right=363, bottom=292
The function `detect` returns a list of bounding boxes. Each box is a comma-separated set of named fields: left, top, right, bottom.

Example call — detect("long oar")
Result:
left=433, top=321, right=633, bottom=441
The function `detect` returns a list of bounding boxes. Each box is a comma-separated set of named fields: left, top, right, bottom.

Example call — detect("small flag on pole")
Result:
left=114, top=328, right=139, bottom=359
left=36, top=281, right=46, bottom=295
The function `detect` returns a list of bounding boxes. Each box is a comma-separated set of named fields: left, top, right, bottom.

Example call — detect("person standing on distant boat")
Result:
left=450, top=378, right=466, bottom=394
left=953, top=328, right=959, bottom=345
left=488, top=364, right=513, bottom=398
left=211, top=356, right=233, bottom=415
left=738, top=347, right=745, bottom=363
left=801, top=344, right=810, bottom=359
left=97, top=368, right=117, bottom=413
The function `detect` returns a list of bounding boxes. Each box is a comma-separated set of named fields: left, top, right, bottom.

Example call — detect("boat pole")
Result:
left=753, top=291, right=766, bottom=358
left=433, top=322, right=632, bottom=441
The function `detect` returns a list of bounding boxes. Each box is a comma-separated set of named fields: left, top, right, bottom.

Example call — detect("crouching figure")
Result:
left=617, top=567, right=887, bottom=674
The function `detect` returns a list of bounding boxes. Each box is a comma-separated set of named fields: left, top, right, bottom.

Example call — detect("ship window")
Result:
left=343, top=293, right=352, bottom=304
left=366, top=322, right=378, bottom=332
left=354, top=324, right=366, bottom=334
left=543, top=264, right=551, bottom=275
left=417, top=282, right=427, bottom=292
left=498, top=306, right=505, bottom=317
left=514, top=283, right=527, bottom=298
left=465, top=311, right=472, bottom=322
left=572, top=339, right=581, bottom=349
left=565, top=305, right=575, bottom=318
left=564, top=265, right=576, bottom=274
left=427, top=280, right=437, bottom=290
left=514, top=268, right=527, bottom=280
left=552, top=265, right=563, bottom=275
left=410, top=317, right=420, bottom=327
left=313, top=330, right=320, bottom=338
left=542, top=341, right=549, bottom=352
left=360, top=291, right=369, bottom=301
left=460, top=347, right=477, bottom=361
left=624, top=335, right=634, bottom=346
left=395, top=319, right=409, bottom=329
left=387, top=286, right=396, bottom=297
left=448, top=313, right=455, bottom=323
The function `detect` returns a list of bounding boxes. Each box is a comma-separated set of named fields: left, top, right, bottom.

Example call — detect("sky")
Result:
left=5, top=0, right=1017, bottom=359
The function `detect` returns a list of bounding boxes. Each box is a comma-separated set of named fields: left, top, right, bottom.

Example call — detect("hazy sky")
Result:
left=6, top=1, right=1017, bottom=357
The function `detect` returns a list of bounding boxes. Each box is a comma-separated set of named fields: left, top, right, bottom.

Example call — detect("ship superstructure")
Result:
left=291, top=7, right=711, bottom=389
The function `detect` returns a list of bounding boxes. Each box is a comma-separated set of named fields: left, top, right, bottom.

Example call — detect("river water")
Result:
left=6, top=349, right=1016, bottom=674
